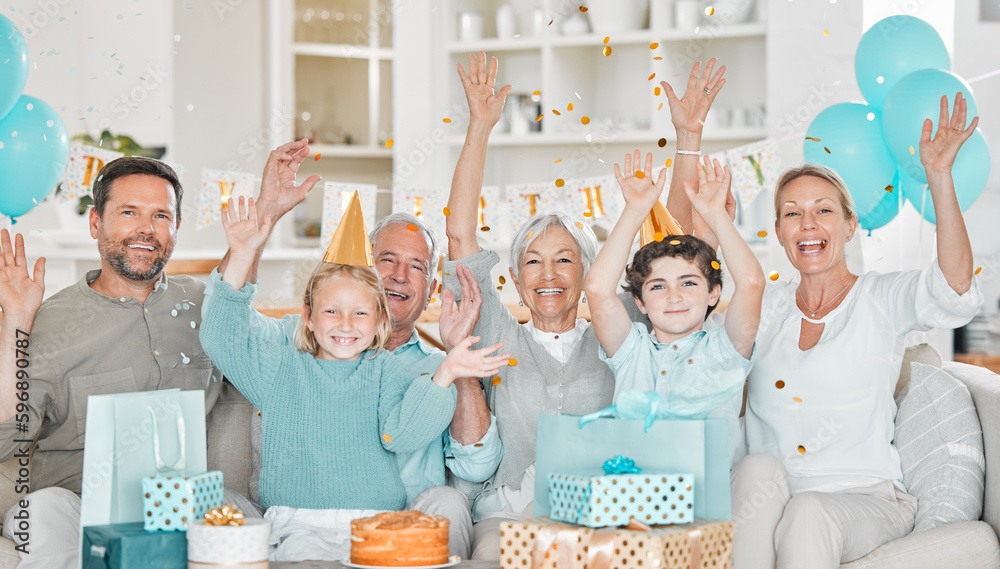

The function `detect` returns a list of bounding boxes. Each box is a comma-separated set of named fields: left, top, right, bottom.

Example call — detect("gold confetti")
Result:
left=474, top=443, right=484, bottom=447
left=603, top=36, right=610, bottom=45
left=705, top=5, right=715, bottom=15
left=664, top=158, right=672, bottom=167
left=757, top=230, right=768, bottom=237
left=793, top=397, right=803, bottom=403
left=581, top=116, right=590, bottom=125
left=576, top=221, right=584, bottom=228
left=634, top=171, right=645, bottom=179
left=669, top=239, right=681, bottom=245
left=406, top=223, right=419, bottom=231
left=548, top=19, right=553, bottom=27
left=769, top=271, right=780, bottom=281
left=552, top=109, right=561, bottom=115
left=797, top=445, right=806, bottom=454
left=824, top=29, right=829, bottom=36
left=497, top=286, right=503, bottom=290
left=824, top=147, right=831, bottom=154
left=775, top=380, right=785, bottom=389
left=653, top=56, right=662, bottom=60
left=654, top=87, right=662, bottom=96
left=649, top=42, right=659, bottom=49
left=654, top=232, right=664, bottom=242
left=429, top=297, right=436, bottom=303
left=536, top=114, right=544, bottom=122
left=567, top=103, right=574, bottom=111
left=383, top=433, right=393, bottom=443
left=603, top=45, right=612, bottom=56
left=711, top=260, right=720, bottom=270
left=385, top=139, right=394, bottom=148
left=499, top=276, right=506, bottom=284
left=442, top=117, right=452, bottom=123
left=492, top=376, right=502, bottom=385
left=555, top=178, right=566, bottom=187
left=648, top=73, right=656, bottom=81
left=508, top=358, right=518, bottom=366
left=579, top=5, right=588, bottom=12
left=805, top=136, right=821, bottom=142
left=481, top=226, right=491, bottom=231
left=437, top=284, right=442, bottom=293
left=885, top=185, right=894, bottom=193
left=583, top=211, right=593, bottom=217
left=554, top=158, right=563, bottom=163
left=658, top=138, right=667, bottom=148
left=443, top=207, right=451, bottom=216
left=527, top=231, right=533, bottom=239
left=975, top=267, right=982, bottom=275
left=314, top=153, right=321, bottom=161
left=909, top=145, right=915, bottom=155
left=532, top=90, right=541, bottom=95
left=657, top=103, right=664, bottom=111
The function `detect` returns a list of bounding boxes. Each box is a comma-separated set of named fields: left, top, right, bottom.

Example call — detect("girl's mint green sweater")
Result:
left=200, top=280, right=456, bottom=510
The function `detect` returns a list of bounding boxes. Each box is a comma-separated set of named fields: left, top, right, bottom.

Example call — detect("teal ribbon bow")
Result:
left=579, top=391, right=663, bottom=432
left=602, top=455, right=642, bottom=475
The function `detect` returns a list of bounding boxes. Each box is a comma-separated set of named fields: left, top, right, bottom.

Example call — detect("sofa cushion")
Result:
left=895, top=362, right=985, bottom=532
left=895, top=343, right=942, bottom=399
left=840, top=520, right=999, bottom=568
left=205, top=381, right=254, bottom=499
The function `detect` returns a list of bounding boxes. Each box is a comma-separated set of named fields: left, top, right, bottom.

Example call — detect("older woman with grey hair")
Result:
left=442, top=51, right=728, bottom=560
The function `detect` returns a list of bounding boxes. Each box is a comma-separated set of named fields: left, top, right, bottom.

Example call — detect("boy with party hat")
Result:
left=200, top=192, right=509, bottom=561
left=584, top=152, right=765, bottom=466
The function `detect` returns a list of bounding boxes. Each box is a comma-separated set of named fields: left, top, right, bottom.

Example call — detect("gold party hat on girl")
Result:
left=323, top=191, right=373, bottom=266
left=639, top=200, right=684, bottom=246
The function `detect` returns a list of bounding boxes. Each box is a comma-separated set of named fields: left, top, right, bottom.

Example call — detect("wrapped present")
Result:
left=500, top=517, right=733, bottom=569
left=187, top=505, right=271, bottom=568
left=82, top=522, right=187, bottom=569
left=142, top=471, right=224, bottom=531
left=549, top=470, right=695, bottom=527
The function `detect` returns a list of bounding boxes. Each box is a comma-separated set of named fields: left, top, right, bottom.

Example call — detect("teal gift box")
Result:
left=142, top=471, right=224, bottom=531
left=82, top=522, right=186, bottom=569
left=548, top=471, right=695, bottom=527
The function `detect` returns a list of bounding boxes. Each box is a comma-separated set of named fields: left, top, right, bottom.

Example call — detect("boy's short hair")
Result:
left=623, top=234, right=724, bottom=318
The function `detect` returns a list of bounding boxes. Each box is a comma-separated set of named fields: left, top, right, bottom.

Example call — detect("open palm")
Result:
left=920, top=92, right=979, bottom=177
left=457, top=51, right=512, bottom=126
left=222, top=197, right=273, bottom=255
left=661, top=57, right=727, bottom=134
left=614, top=150, right=667, bottom=210
left=0, top=230, right=44, bottom=319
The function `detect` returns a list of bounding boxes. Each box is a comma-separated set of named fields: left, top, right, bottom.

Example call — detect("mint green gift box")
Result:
left=142, top=471, right=224, bottom=531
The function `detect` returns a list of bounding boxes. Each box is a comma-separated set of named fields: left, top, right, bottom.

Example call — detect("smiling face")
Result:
left=371, top=223, right=436, bottom=335
left=302, top=275, right=380, bottom=361
left=775, top=175, right=857, bottom=277
left=635, top=256, right=721, bottom=344
left=90, top=174, right=179, bottom=282
left=509, top=225, right=585, bottom=333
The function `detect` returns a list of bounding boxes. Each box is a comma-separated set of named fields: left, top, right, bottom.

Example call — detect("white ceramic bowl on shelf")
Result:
left=584, top=0, right=650, bottom=34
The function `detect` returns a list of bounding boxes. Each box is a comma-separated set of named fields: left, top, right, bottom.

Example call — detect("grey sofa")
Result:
left=0, top=360, right=995, bottom=568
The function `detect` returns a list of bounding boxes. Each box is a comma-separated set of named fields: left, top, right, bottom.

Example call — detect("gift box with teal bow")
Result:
left=82, top=522, right=187, bottom=569
left=548, top=456, right=695, bottom=527
left=142, top=471, right=224, bottom=531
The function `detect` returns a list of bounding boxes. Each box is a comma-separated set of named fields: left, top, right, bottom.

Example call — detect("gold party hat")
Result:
left=639, top=200, right=685, bottom=247
left=323, top=191, right=373, bottom=266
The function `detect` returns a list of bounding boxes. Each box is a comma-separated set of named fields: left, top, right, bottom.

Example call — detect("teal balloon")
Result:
left=855, top=16, right=950, bottom=110
left=803, top=102, right=897, bottom=219
left=0, top=96, right=70, bottom=219
left=0, top=14, right=30, bottom=120
left=899, top=129, right=990, bottom=224
left=858, top=172, right=900, bottom=232
left=882, top=69, right=978, bottom=184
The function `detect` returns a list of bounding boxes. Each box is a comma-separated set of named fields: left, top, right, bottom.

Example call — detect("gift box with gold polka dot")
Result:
left=142, top=471, right=224, bottom=531
left=549, top=472, right=695, bottom=527
left=500, top=517, right=733, bottom=569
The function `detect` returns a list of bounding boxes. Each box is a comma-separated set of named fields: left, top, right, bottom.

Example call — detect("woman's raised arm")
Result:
left=446, top=51, right=511, bottom=260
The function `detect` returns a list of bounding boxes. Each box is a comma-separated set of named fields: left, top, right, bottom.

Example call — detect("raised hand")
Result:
left=920, top=92, right=979, bottom=178
left=256, top=139, right=322, bottom=222
left=456, top=51, right=512, bottom=127
left=221, top=197, right=273, bottom=255
left=439, top=264, right=482, bottom=353
left=685, top=156, right=732, bottom=221
left=434, top=336, right=510, bottom=388
left=613, top=150, right=668, bottom=211
left=0, top=230, right=44, bottom=320
left=661, top=57, right=727, bottom=136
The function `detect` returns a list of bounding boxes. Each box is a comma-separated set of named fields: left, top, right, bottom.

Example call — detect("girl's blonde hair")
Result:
left=773, top=163, right=857, bottom=223
left=296, top=263, right=393, bottom=358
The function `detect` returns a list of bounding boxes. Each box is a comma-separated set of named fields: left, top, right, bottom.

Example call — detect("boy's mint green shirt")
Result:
left=204, top=270, right=502, bottom=503
left=599, top=322, right=755, bottom=466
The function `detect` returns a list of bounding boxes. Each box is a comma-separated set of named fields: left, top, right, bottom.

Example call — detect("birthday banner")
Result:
left=197, top=169, right=256, bottom=230
left=58, top=142, right=124, bottom=201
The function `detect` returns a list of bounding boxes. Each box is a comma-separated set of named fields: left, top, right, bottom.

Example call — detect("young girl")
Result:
left=584, top=152, right=765, bottom=465
left=200, top=197, right=509, bottom=556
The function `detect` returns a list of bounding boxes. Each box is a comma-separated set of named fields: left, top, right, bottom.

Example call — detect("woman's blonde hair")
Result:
left=773, top=163, right=857, bottom=223
left=296, top=263, right=393, bottom=358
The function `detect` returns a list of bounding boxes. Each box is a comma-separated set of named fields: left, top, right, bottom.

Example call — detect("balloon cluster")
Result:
left=0, top=14, right=70, bottom=221
left=803, top=16, right=990, bottom=230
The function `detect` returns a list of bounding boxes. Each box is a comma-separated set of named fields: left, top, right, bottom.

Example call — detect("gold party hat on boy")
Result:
left=323, top=191, right=373, bottom=266
left=639, top=200, right=685, bottom=246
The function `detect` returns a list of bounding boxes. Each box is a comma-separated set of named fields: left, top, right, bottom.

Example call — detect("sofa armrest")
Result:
left=944, top=361, right=1000, bottom=539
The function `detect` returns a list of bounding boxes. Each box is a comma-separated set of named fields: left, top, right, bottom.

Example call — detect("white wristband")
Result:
left=676, top=149, right=700, bottom=156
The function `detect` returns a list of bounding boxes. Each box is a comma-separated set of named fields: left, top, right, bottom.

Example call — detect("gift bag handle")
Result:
left=148, top=404, right=186, bottom=473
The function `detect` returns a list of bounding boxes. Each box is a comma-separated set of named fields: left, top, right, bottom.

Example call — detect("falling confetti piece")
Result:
left=492, top=376, right=502, bottom=385
left=975, top=267, right=982, bottom=275
left=657, top=103, right=664, bottom=111
left=532, top=90, right=541, bottom=95
left=474, top=443, right=484, bottom=447
left=769, top=271, right=780, bottom=281
left=437, top=284, right=442, bottom=293
left=648, top=73, right=656, bottom=81
left=909, top=145, right=915, bottom=155
left=758, top=230, right=768, bottom=237
left=314, top=153, right=321, bottom=161
left=555, top=178, right=565, bottom=187
left=385, top=139, right=394, bottom=148
left=664, top=158, right=672, bottom=167
left=654, top=87, right=662, bottom=96
left=635, top=171, right=645, bottom=179
left=824, top=147, right=831, bottom=154
left=536, top=114, right=544, bottom=122
left=824, top=29, right=829, bottom=36
left=552, top=109, right=561, bottom=115
left=805, top=137, right=821, bottom=142
left=508, top=358, right=518, bottom=366
left=775, top=380, right=785, bottom=389
left=499, top=276, right=506, bottom=284
left=527, top=231, right=533, bottom=239
left=583, top=211, right=593, bottom=217
left=711, top=261, right=721, bottom=270
left=669, top=239, right=681, bottom=245
left=481, top=226, right=491, bottom=231
left=497, top=286, right=503, bottom=290
left=406, top=223, right=419, bottom=231
left=443, top=117, right=452, bottom=123
left=603, top=46, right=612, bottom=56
left=567, top=103, right=574, bottom=111
left=705, top=5, right=715, bottom=15
left=797, top=445, right=806, bottom=454
left=429, top=297, right=437, bottom=303
left=658, top=138, right=667, bottom=147
left=654, top=56, right=663, bottom=60
left=579, top=6, right=588, bottom=12
left=383, top=434, right=393, bottom=443
left=603, top=36, right=610, bottom=45
left=548, top=20, right=553, bottom=26
left=649, top=42, right=659, bottom=49
left=885, top=185, right=894, bottom=193
left=554, top=159, right=563, bottom=163
left=654, top=232, right=664, bottom=242
left=793, top=397, right=803, bottom=403
left=581, top=116, right=590, bottom=125
left=443, top=207, right=451, bottom=216
left=576, top=221, right=584, bottom=229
